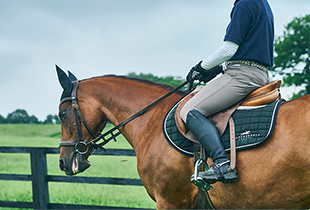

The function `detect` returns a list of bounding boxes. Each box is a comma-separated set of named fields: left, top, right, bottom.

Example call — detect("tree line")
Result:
left=127, top=72, right=186, bottom=89
left=0, top=73, right=184, bottom=125
left=0, top=109, right=60, bottom=124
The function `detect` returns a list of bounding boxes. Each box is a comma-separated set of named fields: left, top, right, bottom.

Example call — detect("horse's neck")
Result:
left=82, top=76, right=184, bottom=149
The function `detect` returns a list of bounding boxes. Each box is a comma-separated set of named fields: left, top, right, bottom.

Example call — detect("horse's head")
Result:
left=56, top=65, right=106, bottom=175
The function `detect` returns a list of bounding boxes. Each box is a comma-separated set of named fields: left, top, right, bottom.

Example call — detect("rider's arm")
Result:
left=201, top=41, right=239, bottom=70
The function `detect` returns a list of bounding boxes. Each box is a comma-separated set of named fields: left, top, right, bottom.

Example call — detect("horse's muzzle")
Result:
left=59, top=152, right=91, bottom=175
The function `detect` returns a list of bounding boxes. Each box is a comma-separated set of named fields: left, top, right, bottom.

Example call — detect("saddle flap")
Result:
left=175, top=92, right=239, bottom=143
left=175, top=92, right=198, bottom=142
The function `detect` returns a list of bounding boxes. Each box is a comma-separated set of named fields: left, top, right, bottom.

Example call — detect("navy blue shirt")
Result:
left=224, top=0, right=274, bottom=67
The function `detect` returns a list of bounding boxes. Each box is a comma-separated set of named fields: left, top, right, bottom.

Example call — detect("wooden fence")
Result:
left=0, top=147, right=151, bottom=210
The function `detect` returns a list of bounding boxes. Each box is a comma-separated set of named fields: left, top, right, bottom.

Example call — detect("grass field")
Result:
left=0, top=124, right=156, bottom=209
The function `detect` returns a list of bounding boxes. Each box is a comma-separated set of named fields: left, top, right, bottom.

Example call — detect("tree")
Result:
left=43, top=114, right=54, bottom=124
left=0, top=115, right=5, bottom=123
left=43, top=114, right=60, bottom=124
left=54, top=115, right=61, bottom=124
left=272, top=14, right=310, bottom=99
left=6, top=109, right=39, bottom=124
left=127, top=72, right=186, bottom=89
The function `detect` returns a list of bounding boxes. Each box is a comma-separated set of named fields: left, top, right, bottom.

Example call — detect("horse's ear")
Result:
left=56, top=65, right=72, bottom=91
left=68, top=70, right=78, bottom=82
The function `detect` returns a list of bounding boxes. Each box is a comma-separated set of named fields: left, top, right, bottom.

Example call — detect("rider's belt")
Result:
left=227, top=60, right=268, bottom=71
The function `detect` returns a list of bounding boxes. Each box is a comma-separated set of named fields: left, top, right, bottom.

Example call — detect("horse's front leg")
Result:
left=137, top=139, right=198, bottom=209
left=155, top=187, right=198, bottom=209
left=155, top=165, right=198, bottom=209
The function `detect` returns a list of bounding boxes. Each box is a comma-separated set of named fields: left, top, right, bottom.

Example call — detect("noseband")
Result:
left=59, top=79, right=191, bottom=155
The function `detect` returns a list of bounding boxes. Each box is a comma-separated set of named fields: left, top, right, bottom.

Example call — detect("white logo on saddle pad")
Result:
left=236, top=130, right=261, bottom=140
left=241, top=130, right=251, bottom=136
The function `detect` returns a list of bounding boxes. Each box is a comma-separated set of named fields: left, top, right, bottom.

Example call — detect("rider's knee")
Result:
left=180, top=106, right=190, bottom=123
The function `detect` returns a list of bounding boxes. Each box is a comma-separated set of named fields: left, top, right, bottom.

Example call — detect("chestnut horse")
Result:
left=57, top=68, right=310, bottom=209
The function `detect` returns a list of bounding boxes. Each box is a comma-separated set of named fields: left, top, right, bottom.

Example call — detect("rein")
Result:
left=59, top=79, right=191, bottom=154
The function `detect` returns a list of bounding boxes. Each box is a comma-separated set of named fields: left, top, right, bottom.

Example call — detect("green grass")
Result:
left=0, top=124, right=156, bottom=209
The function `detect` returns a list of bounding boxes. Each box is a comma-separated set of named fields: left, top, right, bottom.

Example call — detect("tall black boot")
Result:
left=186, top=110, right=238, bottom=184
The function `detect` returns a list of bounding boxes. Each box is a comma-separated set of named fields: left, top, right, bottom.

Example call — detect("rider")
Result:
left=180, top=0, right=274, bottom=185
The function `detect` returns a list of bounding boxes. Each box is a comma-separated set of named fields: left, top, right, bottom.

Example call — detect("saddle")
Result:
left=175, top=80, right=282, bottom=143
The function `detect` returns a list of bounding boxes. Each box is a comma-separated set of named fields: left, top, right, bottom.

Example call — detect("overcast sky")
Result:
left=1, top=0, right=310, bottom=121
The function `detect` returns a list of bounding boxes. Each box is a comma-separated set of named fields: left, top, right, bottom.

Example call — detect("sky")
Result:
left=1, top=0, right=310, bottom=121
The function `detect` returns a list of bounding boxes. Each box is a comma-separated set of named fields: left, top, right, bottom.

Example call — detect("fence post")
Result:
left=30, top=148, right=49, bottom=210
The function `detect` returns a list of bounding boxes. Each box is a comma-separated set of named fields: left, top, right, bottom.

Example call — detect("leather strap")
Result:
left=229, top=117, right=236, bottom=169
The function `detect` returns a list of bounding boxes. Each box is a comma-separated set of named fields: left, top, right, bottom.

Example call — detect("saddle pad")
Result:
left=163, top=99, right=285, bottom=157
left=221, top=99, right=285, bottom=152
left=163, top=101, right=200, bottom=157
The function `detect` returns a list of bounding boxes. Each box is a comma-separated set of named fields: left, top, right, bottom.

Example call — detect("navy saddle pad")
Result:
left=163, top=99, right=285, bottom=157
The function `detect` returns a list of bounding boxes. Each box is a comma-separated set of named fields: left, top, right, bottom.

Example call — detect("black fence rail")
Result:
left=0, top=147, right=149, bottom=210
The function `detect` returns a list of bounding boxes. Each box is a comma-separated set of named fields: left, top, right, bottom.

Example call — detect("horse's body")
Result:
left=58, top=73, right=310, bottom=209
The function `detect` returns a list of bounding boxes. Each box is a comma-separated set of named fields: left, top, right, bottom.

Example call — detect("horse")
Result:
left=56, top=67, right=310, bottom=209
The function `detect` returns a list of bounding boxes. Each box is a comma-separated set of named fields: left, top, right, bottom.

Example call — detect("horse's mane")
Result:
left=82, top=74, right=186, bottom=95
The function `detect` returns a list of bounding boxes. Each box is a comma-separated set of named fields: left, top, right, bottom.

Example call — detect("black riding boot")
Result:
left=186, top=110, right=238, bottom=184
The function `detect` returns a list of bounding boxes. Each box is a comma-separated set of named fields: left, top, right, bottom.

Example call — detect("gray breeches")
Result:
left=180, top=63, right=269, bottom=122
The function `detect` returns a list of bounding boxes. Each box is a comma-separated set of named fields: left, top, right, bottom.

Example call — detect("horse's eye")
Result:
left=59, top=110, right=67, bottom=120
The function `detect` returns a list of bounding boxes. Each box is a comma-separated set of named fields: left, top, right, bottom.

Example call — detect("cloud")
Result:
left=1, top=0, right=310, bottom=120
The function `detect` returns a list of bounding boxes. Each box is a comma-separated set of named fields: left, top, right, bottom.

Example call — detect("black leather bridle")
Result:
left=58, top=80, right=114, bottom=154
left=58, top=79, right=191, bottom=154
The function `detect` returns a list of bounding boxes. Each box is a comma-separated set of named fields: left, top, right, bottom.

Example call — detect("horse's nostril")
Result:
left=59, top=158, right=65, bottom=171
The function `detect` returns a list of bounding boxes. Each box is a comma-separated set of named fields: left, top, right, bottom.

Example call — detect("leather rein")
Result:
left=58, top=80, right=190, bottom=154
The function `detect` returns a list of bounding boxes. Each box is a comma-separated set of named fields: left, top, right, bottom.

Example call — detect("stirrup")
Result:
left=191, top=159, right=213, bottom=191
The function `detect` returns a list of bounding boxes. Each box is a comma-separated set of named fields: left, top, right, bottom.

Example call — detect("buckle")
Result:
left=214, top=160, right=230, bottom=168
left=75, top=142, right=89, bottom=155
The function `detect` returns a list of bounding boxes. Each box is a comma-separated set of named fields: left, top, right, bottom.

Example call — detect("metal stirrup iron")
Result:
left=191, top=159, right=213, bottom=191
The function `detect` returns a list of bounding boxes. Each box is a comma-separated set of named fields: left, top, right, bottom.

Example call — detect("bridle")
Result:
left=58, top=79, right=192, bottom=155
left=59, top=80, right=113, bottom=154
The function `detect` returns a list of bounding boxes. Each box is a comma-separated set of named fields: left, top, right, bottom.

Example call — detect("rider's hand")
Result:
left=186, top=61, right=205, bottom=83
left=198, top=65, right=224, bottom=83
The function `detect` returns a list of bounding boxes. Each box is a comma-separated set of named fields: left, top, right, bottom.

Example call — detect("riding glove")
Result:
left=186, top=61, right=224, bottom=83
left=186, top=61, right=205, bottom=83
